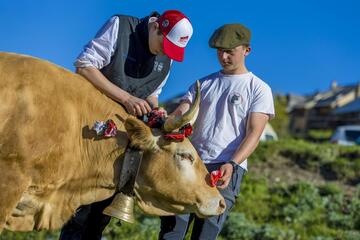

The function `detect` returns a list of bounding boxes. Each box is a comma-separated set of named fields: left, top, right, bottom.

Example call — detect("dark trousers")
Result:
left=59, top=195, right=115, bottom=240
left=159, top=163, right=245, bottom=240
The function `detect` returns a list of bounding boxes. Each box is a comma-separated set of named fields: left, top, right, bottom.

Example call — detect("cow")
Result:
left=0, top=52, right=226, bottom=233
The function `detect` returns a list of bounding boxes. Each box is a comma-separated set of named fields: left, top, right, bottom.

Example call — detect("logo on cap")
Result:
left=162, top=20, right=169, bottom=28
left=179, top=36, right=189, bottom=44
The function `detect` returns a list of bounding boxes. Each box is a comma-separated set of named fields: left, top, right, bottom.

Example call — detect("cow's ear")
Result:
left=125, top=117, right=157, bottom=150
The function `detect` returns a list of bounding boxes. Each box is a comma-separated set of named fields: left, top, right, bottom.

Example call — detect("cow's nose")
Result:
left=218, top=198, right=226, bottom=214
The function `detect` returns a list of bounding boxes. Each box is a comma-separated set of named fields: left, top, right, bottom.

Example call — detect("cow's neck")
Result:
left=77, top=92, right=129, bottom=197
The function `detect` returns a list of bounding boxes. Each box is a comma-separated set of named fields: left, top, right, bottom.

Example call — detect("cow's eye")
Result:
left=177, top=153, right=194, bottom=163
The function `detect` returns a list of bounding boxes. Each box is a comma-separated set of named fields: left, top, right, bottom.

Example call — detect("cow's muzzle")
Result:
left=196, top=196, right=226, bottom=218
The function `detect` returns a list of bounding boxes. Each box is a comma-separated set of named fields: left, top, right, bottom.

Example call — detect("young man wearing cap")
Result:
left=159, top=23, right=275, bottom=239
left=74, top=10, right=192, bottom=116
left=59, top=10, right=193, bottom=240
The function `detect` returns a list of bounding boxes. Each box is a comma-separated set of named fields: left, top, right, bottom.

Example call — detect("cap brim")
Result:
left=163, top=36, right=184, bottom=62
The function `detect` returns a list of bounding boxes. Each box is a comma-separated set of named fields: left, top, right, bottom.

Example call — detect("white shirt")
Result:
left=182, top=71, right=275, bottom=171
left=74, top=16, right=169, bottom=97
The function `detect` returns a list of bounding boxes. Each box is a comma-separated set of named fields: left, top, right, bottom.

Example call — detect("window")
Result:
left=344, top=130, right=360, bottom=142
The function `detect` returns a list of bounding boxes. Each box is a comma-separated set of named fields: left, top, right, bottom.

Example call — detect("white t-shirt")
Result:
left=182, top=71, right=275, bottom=171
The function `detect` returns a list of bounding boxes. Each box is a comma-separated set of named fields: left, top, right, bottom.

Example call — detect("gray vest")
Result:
left=100, top=15, right=171, bottom=99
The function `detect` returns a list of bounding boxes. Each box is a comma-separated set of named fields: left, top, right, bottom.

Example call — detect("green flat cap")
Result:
left=209, top=23, right=251, bottom=49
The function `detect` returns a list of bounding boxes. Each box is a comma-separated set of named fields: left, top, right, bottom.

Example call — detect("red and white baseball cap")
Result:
left=158, top=10, right=193, bottom=62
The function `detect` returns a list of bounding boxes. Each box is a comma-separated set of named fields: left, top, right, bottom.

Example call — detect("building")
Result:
left=288, top=81, right=360, bottom=135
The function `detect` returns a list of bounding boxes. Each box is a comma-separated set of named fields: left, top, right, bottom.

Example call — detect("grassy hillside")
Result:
left=2, top=140, right=359, bottom=240
left=271, top=95, right=290, bottom=139
left=219, top=140, right=360, bottom=240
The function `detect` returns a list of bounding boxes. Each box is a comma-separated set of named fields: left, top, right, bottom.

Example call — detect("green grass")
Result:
left=250, top=139, right=360, bottom=184
left=2, top=139, right=359, bottom=240
left=221, top=176, right=360, bottom=240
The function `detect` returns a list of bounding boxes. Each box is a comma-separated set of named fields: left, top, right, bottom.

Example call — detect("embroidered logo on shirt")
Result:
left=153, top=61, right=164, bottom=72
left=229, top=92, right=243, bottom=105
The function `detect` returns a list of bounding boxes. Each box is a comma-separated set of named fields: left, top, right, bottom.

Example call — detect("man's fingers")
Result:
left=222, top=170, right=232, bottom=179
left=144, top=102, right=152, bottom=112
left=217, top=178, right=230, bottom=189
left=217, top=164, right=233, bottom=189
left=124, top=96, right=152, bottom=116
left=138, top=104, right=146, bottom=116
left=134, top=105, right=143, bottom=116
left=125, top=104, right=136, bottom=116
left=141, top=102, right=151, bottom=115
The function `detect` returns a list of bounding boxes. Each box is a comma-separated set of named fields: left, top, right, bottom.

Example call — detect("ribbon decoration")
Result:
left=92, top=119, right=117, bottom=137
left=164, top=123, right=193, bottom=141
left=145, top=107, right=166, bottom=128
left=143, top=108, right=193, bottom=141
left=210, top=168, right=223, bottom=187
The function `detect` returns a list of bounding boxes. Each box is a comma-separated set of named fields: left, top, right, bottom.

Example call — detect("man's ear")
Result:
left=125, top=117, right=157, bottom=150
left=148, top=21, right=159, bottom=32
left=244, top=46, right=251, bottom=56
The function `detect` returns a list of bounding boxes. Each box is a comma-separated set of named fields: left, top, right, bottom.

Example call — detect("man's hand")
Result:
left=75, top=67, right=153, bottom=116
left=157, top=107, right=168, bottom=117
left=217, top=163, right=234, bottom=189
left=122, top=95, right=152, bottom=116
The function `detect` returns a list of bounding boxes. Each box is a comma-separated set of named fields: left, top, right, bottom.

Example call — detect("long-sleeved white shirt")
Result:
left=74, top=16, right=169, bottom=97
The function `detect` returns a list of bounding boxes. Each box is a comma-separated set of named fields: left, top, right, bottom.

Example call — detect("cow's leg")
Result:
left=0, top=159, right=30, bottom=232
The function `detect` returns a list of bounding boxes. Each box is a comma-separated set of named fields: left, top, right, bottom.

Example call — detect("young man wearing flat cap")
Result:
left=159, top=23, right=275, bottom=239
left=60, top=10, right=193, bottom=240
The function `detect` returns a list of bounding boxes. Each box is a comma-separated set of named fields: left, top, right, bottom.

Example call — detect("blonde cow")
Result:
left=0, top=53, right=225, bottom=233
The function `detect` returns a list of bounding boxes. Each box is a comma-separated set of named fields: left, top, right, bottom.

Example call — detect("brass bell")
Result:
left=103, top=192, right=135, bottom=223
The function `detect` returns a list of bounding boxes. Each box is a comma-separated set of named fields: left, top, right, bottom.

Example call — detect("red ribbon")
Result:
left=164, top=124, right=193, bottom=141
left=147, top=108, right=166, bottom=128
left=210, top=168, right=223, bottom=187
left=104, top=120, right=117, bottom=137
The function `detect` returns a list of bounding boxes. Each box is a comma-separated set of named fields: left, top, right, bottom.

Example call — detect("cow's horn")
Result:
left=163, top=80, right=201, bottom=132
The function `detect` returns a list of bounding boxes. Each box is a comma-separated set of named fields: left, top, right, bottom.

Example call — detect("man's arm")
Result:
left=169, top=100, right=191, bottom=116
left=146, top=95, right=159, bottom=108
left=218, top=112, right=269, bottom=189
left=76, top=66, right=151, bottom=116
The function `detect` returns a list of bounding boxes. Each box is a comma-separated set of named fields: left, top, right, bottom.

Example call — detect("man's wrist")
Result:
left=118, top=91, right=130, bottom=104
left=228, top=160, right=238, bottom=170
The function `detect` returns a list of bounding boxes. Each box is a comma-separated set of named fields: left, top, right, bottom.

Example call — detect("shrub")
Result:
left=250, top=139, right=360, bottom=183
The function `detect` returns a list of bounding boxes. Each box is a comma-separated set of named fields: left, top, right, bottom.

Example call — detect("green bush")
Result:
left=232, top=175, right=272, bottom=221
left=307, top=129, right=334, bottom=142
left=0, top=230, right=59, bottom=240
left=102, top=211, right=160, bottom=240
left=250, top=139, right=360, bottom=184
left=221, top=212, right=296, bottom=240
left=231, top=175, right=359, bottom=240
left=271, top=95, right=290, bottom=138
left=2, top=139, right=360, bottom=240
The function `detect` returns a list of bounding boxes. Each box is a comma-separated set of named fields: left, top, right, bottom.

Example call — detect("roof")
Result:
left=291, top=84, right=357, bottom=110
left=286, top=94, right=306, bottom=112
left=334, top=97, right=360, bottom=114
left=314, top=86, right=353, bottom=108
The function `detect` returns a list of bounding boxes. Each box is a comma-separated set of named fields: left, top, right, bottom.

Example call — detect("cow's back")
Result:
left=1, top=52, right=89, bottom=160
left=0, top=52, right=127, bottom=231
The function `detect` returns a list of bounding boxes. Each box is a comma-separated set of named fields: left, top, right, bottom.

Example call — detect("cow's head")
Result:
left=125, top=82, right=226, bottom=217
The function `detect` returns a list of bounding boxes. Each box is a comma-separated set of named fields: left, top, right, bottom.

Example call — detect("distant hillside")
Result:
left=271, top=95, right=290, bottom=138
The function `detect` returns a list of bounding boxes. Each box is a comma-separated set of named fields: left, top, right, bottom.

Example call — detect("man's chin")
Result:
left=222, top=66, right=235, bottom=72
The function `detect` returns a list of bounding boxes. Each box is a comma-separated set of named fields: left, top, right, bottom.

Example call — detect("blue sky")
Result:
left=1, top=0, right=359, bottom=101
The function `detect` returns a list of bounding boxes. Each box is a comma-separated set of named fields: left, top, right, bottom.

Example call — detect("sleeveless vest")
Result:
left=100, top=15, right=171, bottom=99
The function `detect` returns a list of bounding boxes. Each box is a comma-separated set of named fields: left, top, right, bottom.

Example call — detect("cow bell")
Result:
left=103, top=192, right=135, bottom=223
